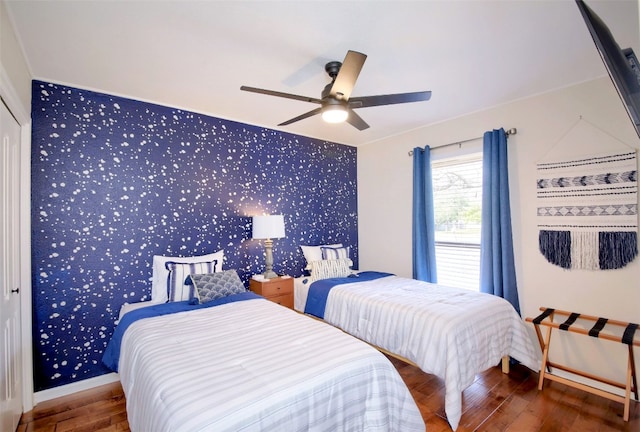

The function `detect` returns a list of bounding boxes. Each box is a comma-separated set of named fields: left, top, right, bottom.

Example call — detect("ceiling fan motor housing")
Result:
left=323, top=97, right=347, bottom=110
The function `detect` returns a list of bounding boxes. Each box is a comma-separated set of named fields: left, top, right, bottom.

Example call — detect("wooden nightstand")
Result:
left=249, top=276, right=294, bottom=309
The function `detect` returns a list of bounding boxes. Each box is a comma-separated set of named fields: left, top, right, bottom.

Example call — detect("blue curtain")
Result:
left=480, top=128, right=520, bottom=314
left=412, top=146, right=437, bottom=282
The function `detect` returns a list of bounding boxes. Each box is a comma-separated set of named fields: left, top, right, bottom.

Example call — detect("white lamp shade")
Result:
left=252, top=215, right=285, bottom=239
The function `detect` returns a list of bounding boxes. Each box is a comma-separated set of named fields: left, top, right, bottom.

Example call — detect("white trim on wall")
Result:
left=19, top=122, right=32, bottom=412
left=34, top=373, right=120, bottom=404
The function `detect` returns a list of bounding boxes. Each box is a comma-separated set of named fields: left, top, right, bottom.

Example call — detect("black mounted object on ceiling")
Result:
left=575, top=0, right=640, bottom=139
left=240, top=50, right=432, bottom=131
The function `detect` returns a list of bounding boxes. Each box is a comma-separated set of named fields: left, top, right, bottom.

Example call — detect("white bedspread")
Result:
left=296, top=275, right=539, bottom=431
left=118, top=297, right=425, bottom=432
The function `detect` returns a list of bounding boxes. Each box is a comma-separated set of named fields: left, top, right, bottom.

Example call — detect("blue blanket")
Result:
left=304, top=271, right=393, bottom=319
left=102, top=291, right=261, bottom=372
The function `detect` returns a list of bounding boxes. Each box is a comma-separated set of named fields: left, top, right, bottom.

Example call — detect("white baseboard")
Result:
left=34, top=372, right=120, bottom=404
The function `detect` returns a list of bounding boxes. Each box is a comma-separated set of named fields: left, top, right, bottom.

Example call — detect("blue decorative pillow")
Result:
left=165, top=260, right=217, bottom=302
left=189, top=270, right=246, bottom=304
left=321, top=245, right=350, bottom=260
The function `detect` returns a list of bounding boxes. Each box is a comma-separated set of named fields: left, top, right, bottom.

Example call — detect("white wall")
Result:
left=358, top=76, right=640, bottom=394
left=1, top=0, right=31, bottom=115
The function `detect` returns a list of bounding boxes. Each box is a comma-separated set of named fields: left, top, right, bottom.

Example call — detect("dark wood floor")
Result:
left=18, top=357, right=639, bottom=432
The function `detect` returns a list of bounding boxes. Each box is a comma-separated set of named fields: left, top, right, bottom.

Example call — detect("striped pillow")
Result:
left=321, top=246, right=350, bottom=260
left=309, top=258, right=352, bottom=281
left=300, top=243, right=343, bottom=270
left=165, top=260, right=217, bottom=302
left=152, top=250, right=224, bottom=303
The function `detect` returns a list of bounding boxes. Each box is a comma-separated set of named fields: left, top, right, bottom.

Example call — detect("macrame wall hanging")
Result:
left=536, top=120, right=638, bottom=270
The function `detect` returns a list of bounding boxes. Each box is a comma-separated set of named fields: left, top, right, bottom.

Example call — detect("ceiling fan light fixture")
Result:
left=322, top=104, right=348, bottom=123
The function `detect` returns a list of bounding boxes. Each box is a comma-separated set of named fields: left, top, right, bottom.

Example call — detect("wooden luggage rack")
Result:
left=526, top=307, right=639, bottom=421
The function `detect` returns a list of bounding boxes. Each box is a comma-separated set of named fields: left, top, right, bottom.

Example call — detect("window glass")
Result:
left=432, top=152, right=482, bottom=290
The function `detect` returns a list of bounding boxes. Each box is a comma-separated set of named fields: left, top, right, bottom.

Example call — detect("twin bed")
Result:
left=294, top=269, right=540, bottom=431
left=103, top=292, right=424, bottom=432
left=103, top=248, right=539, bottom=431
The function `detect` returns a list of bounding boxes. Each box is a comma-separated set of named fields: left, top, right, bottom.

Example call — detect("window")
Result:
left=432, top=152, right=482, bottom=291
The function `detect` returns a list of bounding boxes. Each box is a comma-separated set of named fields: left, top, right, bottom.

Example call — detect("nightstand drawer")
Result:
left=258, top=280, right=292, bottom=297
left=249, top=277, right=294, bottom=309
left=269, top=293, right=294, bottom=309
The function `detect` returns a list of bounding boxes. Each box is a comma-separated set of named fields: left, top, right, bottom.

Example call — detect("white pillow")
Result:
left=152, top=250, right=224, bottom=303
left=309, top=258, right=353, bottom=282
left=300, top=243, right=342, bottom=270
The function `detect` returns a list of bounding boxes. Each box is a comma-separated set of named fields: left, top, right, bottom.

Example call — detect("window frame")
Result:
left=430, top=147, right=483, bottom=291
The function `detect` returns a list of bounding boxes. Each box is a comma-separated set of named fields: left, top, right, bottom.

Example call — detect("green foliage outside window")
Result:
left=432, top=157, right=482, bottom=244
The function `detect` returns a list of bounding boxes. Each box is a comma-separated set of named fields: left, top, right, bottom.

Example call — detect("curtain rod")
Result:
left=407, top=127, right=517, bottom=156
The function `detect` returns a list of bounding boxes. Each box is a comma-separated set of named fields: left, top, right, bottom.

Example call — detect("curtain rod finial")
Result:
left=506, top=128, right=517, bottom=136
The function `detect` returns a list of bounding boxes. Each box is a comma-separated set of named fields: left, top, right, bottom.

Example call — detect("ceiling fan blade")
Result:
left=350, top=91, right=432, bottom=108
left=345, top=108, right=370, bottom=131
left=278, top=107, right=323, bottom=126
left=329, top=50, right=367, bottom=101
left=240, top=86, right=322, bottom=104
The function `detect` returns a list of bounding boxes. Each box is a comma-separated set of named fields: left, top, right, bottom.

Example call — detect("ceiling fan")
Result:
left=240, top=50, right=432, bottom=131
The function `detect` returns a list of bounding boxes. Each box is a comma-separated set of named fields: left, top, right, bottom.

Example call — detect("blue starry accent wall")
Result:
left=31, top=80, right=358, bottom=391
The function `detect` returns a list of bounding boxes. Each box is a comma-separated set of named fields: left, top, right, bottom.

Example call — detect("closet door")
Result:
left=0, top=100, right=22, bottom=432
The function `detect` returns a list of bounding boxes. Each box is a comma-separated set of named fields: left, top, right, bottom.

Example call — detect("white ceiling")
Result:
left=5, top=0, right=639, bottom=147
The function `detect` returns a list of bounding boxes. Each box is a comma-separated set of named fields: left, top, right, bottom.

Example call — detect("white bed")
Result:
left=294, top=273, right=540, bottom=431
left=110, top=294, right=425, bottom=432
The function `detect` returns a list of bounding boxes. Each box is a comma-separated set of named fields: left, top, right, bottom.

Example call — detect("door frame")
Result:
left=1, top=66, right=34, bottom=413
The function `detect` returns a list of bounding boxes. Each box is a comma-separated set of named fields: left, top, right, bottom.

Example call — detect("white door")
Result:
left=0, top=100, right=22, bottom=432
